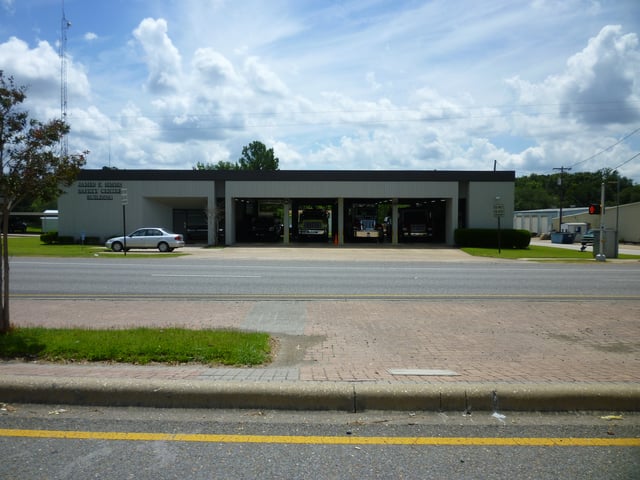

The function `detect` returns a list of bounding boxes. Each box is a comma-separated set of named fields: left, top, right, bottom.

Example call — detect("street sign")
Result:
left=493, top=203, right=504, bottom=217
left=121, top=188, right=128, bottom=206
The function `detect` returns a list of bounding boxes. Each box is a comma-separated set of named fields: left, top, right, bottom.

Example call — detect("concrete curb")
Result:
left=1, top=376, right=638, bottom=412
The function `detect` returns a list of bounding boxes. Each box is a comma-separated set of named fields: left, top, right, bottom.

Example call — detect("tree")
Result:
left=237, top=141, right=279, bottom=171
left=0, top=71, right=87, bottom=333
left=515, top=170, right=638, bottom=211
left=193, top=141, right=280, bottom=171
left=194, top=160, right=239, bottom=171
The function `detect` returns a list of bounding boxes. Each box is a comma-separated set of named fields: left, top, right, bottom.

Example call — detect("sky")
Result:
left=1, top=0, right=639, bottom=181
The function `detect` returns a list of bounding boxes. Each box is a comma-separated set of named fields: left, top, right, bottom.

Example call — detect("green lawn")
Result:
left=6, top=235, right=184, bottom=257
left=0, top=327, right=272, bottom=366
left=461, top=245, right=640, bottom=260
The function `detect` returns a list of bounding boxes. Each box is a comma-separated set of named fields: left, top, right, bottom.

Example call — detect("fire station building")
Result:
left=58, top=169, right=515, bottom=246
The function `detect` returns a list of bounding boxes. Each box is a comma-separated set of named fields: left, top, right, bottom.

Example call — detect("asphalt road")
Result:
left=8, top=257, right=640, bottom=300
left=1, top=406, right=638, bottom=479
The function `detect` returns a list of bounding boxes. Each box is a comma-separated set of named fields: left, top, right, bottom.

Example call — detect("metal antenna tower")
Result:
left=60, top=0, right=71, bottom=157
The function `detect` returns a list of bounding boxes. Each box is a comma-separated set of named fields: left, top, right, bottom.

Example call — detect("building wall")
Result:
left=555, top=202, right=640, bottom=243
left=226, top=180, right=458, bottom=198
left=466, top=181, right=515, bottom=229
left=514, top=212, right=552, bottom=234
left=59, top=180, right=214, bottom=242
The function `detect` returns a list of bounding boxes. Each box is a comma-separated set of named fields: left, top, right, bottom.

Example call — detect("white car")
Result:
left=105, top=227, right=185, bottom=252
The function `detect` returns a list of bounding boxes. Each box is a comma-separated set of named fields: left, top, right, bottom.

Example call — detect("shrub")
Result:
left=57, top=235, right=75, bottom=245
left=40, top=231, right=58, bottom=244
left=455, top=228, right=531, bottom=249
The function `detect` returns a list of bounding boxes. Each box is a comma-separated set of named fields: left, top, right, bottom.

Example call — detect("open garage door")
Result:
left=291, top=199, right=337, bottom=243
left=344, top=199, right=388, bottom=243
left=398, top=200, right=447, bottom=243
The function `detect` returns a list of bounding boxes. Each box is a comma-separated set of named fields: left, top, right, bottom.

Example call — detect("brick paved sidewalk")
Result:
left=5, top=298, right=639, bottom=385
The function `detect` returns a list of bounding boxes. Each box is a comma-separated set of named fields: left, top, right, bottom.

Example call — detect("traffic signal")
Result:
left=588, top=204, right=601, bottom=215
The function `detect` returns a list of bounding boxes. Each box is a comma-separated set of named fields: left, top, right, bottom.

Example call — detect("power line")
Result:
left=612, top=151, right=640, bottom=171
left=569, top=126, right=640, bottom=169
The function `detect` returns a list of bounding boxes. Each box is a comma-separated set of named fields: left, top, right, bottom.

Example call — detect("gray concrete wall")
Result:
left=467, top=181, right=515, bottom=229
left=226, top=180, right=458, bottom=199
left=59, top=180, right=214, bottom=242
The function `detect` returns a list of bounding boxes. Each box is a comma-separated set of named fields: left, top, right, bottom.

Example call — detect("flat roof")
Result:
left=78, top=169, right=515, bottom=182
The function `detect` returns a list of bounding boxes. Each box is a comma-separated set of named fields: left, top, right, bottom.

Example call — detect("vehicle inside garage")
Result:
left=224, top=196, right=449, bottom=245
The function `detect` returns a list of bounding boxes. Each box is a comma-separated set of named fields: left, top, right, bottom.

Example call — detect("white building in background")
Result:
left=40, top=209, right=58, bottom=232
left=513, top=208, right=588, bottom=236
left=514, top=203, right=640, bottom=243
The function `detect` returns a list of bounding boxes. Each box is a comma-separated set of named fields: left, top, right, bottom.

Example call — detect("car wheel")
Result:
left=111, top=242, right=123, bottom=252
left=158, top=242, right=170, bottom=252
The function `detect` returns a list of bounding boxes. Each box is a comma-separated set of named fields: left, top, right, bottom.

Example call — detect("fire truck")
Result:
left=297, top=209, right=329, bottom=241
left=399, top=208, right=433, bottom=241
left=352, top=205, right=382, bottom=241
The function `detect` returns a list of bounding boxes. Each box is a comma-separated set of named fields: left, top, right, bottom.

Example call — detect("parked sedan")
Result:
left=105, top=227, right=185, bottom=252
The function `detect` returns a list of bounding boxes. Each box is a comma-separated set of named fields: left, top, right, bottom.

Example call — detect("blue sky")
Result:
left=1, top=0, right=639, bottom=181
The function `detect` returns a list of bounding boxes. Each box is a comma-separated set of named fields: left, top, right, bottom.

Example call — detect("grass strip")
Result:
left=0, top=328, right=271, bottom=366
left=461, top=245, right=640, bottom=260
left=7, top=236, right=184, bottom=257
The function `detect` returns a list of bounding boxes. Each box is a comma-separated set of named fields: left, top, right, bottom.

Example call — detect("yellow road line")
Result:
left=1, top=429, right=638, bottom=447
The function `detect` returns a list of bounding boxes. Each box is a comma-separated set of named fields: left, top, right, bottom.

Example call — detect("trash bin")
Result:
left=551, top=232, right=575, bottom=244
left=592, top=229, right=618, bottom=258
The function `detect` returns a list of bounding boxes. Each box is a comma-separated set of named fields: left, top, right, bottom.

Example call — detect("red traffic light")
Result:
left=588, top=204, right=601, bottom=215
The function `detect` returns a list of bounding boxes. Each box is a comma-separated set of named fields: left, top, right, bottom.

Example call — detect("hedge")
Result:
left=40, top=232, right=102, bottom=245
left=454, top=228, right=531, bottom=249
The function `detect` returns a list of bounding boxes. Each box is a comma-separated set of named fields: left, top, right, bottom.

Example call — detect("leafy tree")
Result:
left=237, top=141, right=279, bottom=171
left=0, top=71, right=87, bottom=333
left=515, top=169, right=637, bottom=210
left=620, top=183, right=640, bottom=204
left=194, top=160, right=239, bottom=171
left=193, top=141, right=279, bottom=171
left=514, top=173, right=556, bottom=210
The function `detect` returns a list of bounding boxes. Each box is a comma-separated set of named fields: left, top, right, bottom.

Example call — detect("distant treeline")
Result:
left=515, top=169, right=640, bottom=211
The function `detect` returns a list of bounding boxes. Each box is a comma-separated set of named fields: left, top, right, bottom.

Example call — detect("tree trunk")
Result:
left=0, top=210, right=10, bottom=333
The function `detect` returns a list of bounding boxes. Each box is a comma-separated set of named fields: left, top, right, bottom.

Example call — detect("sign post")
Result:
left=493, top=198, right=505, bottom=254
left=121, top=188, right=128, bottom=256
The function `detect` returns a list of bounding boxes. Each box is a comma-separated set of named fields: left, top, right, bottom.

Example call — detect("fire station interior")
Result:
left=227, top=197, right=448, bottom=245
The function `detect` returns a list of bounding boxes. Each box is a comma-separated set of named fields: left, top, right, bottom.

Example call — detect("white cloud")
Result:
left=132, top=18, right=182, bottom=93
left=243, top=56, right=289, bottom=97
left=84, top=32, right=98, bottom=42
left=0, top=37, right=58, bottom=86
left=506, top=26, right=640, bottom=126
left=192, top=48, right=239, bottom=85
left=560, top=25, right=640, bottom=124
left=0, top=36, right=90, bottom=113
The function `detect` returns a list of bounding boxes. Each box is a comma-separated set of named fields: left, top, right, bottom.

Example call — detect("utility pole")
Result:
left=553, top=166, right=571, bottom=233
left=595, top=179, right=607, bottom=262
